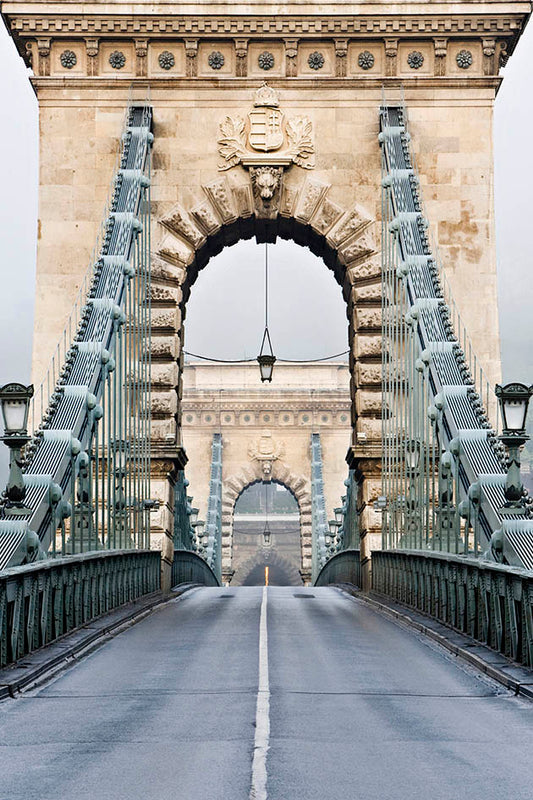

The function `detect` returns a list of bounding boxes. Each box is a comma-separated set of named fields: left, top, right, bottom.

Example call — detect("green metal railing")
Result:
left=314, top=549, right=361, bottom=588
left=171, top=549, right=220, bottom=588
left=372, top=550, right=533, bottom=669
left=0, top=549, right=160, bottom=667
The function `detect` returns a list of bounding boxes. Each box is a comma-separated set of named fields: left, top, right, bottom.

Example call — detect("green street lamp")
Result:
left=328, top=519, right=342, bottom=549
left=0, top=383, right=34, bottom=516
left=495, top=382, right=533, bottom=515
left=496, top=382, right=533, bottom=436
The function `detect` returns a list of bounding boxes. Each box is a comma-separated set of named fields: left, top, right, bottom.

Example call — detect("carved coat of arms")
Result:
left=218, top=83, right=315, bottom=171
left=248, top=430, right=285, bottom=479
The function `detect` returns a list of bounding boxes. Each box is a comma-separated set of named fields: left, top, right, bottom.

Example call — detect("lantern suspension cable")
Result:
left=257, top=243, right=276, bottom=382
left=263, top=480, right=272, bottom=546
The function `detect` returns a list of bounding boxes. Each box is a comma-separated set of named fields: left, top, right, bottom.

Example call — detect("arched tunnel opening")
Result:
left=231, top=481, right=303, bottom=586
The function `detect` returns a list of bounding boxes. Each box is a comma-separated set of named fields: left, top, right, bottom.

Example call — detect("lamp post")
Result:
left=0, top=383, right=34, bottom=516
left=113, top=438, right=130, bottom=546
left=328, top=519, right=342, bottom=551
left=403, top=439, right=421, bottom=548
left=495, top=382, right=533, bottom=516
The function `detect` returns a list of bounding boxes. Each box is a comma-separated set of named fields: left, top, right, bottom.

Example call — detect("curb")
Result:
left=0, top=583, right=199, bottom=700
left=335, top=583, right=533, bottom=701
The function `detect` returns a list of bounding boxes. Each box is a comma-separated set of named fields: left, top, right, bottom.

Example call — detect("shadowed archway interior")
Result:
left=231, top=480, right=302, bottom=586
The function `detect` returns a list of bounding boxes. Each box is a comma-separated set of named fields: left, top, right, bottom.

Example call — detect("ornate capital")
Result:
left=85, top=38, right=99, bottom=76
left=235, top=37, right=248, bottom=77
left=135, top=38, right=148, bottom=76
left=434, top=37, right=447, bottom=76
left=482, top=37, right=496, bottom=57
left=334, top=38, right=348, bottom=77
left=185, top=38, right=198, bottom=77
left=37, top=37, right=51, bottom=76
left=284, top=38, right=298, bottom=77
left=385, top=38, right=398, bottom=77
left=482, top=37, right=497, bottom=75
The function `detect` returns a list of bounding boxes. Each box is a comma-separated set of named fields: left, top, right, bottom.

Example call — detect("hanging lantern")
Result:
left=257, top=243, right=276, bottom=383
left=263, top=520, right=272, bottom=546
left=258, top=327, right=276, bottom=383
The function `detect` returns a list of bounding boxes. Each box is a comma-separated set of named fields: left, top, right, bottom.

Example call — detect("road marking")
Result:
left=250, top=586, right=270, bottom=800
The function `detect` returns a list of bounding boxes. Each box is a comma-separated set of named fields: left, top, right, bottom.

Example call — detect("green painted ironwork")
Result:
left=379, top=98, right=533, bottom=567
left=314, top=549, right=361, bottom=588
left=0, top=103, right=154, bottom=568
left=311, top=433, right=328, bottom=580
left=372, top=549, right=533, bottom=669
left=173, top=474, right=196, bottom=551
left=0, top=549, right=160, bottom=668
left=171, top=549, right=220, bottom=588
left=203, top=433, right=223, bottom=582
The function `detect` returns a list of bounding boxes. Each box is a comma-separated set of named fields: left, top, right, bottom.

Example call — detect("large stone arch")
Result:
left=148, top=167, right=384, bottom=567
left=222, top=462, right=311, bottom=582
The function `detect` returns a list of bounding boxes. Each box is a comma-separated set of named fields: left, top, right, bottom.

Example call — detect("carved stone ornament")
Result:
left=258, top=51, right=275, bottom=70
left=217, top=83, right=315, bottom=171
left=248, top=430, right=285, bottom=479
left=109, top=50, right=126, bottom=69
left=358, top=50, right=374, bottom=70
left=456, top=49, right=473, bottom=69
left=407, top=50, right=424, bottom=69
left=208, top=50, right=225, bottom=69
left=308, top=51, right=325, bottom=70
left=60, top=50, right=77, bottom=69
left=158, top=51, right=175, bottom=70
left=250, top=166, right=284, bottom=219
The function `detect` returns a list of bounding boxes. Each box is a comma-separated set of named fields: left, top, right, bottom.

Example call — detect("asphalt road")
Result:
left=1, top=586, right=533, bottom=799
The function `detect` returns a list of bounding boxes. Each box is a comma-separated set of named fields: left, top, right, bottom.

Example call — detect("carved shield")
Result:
left=248, top=107, right=284, bottom=152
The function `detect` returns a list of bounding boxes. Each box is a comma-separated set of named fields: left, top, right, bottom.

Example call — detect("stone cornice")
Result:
left=28, top=77, right=504, bottom=91
left=181, top=401, right=351, bottom=412
left=6, top=13, right=526, bottom=37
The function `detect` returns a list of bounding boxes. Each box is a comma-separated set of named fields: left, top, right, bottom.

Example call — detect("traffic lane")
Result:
left=267, top=586, right=500, bottom=697
left=0, top=587, right=261, bottom=800
left=267, top=587, right=533, bottom=800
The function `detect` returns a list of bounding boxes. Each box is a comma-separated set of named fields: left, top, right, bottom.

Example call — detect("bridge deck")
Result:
left=1, top=587, right=533, bottom=799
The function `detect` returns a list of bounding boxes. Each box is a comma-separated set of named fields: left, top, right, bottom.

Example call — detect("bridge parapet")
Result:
left=372, top=550, right=533, bottom=670
left=0, top=549, right=160, bottom=668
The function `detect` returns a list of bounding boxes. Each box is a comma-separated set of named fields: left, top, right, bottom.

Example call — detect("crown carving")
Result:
left=253, top=83, right=280, bottom=108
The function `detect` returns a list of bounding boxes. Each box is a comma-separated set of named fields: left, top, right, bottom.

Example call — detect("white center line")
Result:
left=250, top=586, right=270, bottom=800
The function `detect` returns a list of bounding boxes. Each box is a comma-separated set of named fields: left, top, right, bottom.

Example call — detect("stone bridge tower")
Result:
left=3, top=0, right=528, bottom=565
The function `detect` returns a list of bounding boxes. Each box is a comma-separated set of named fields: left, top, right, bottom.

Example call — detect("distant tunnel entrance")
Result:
left=231, top=481, right=302, bottom=586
